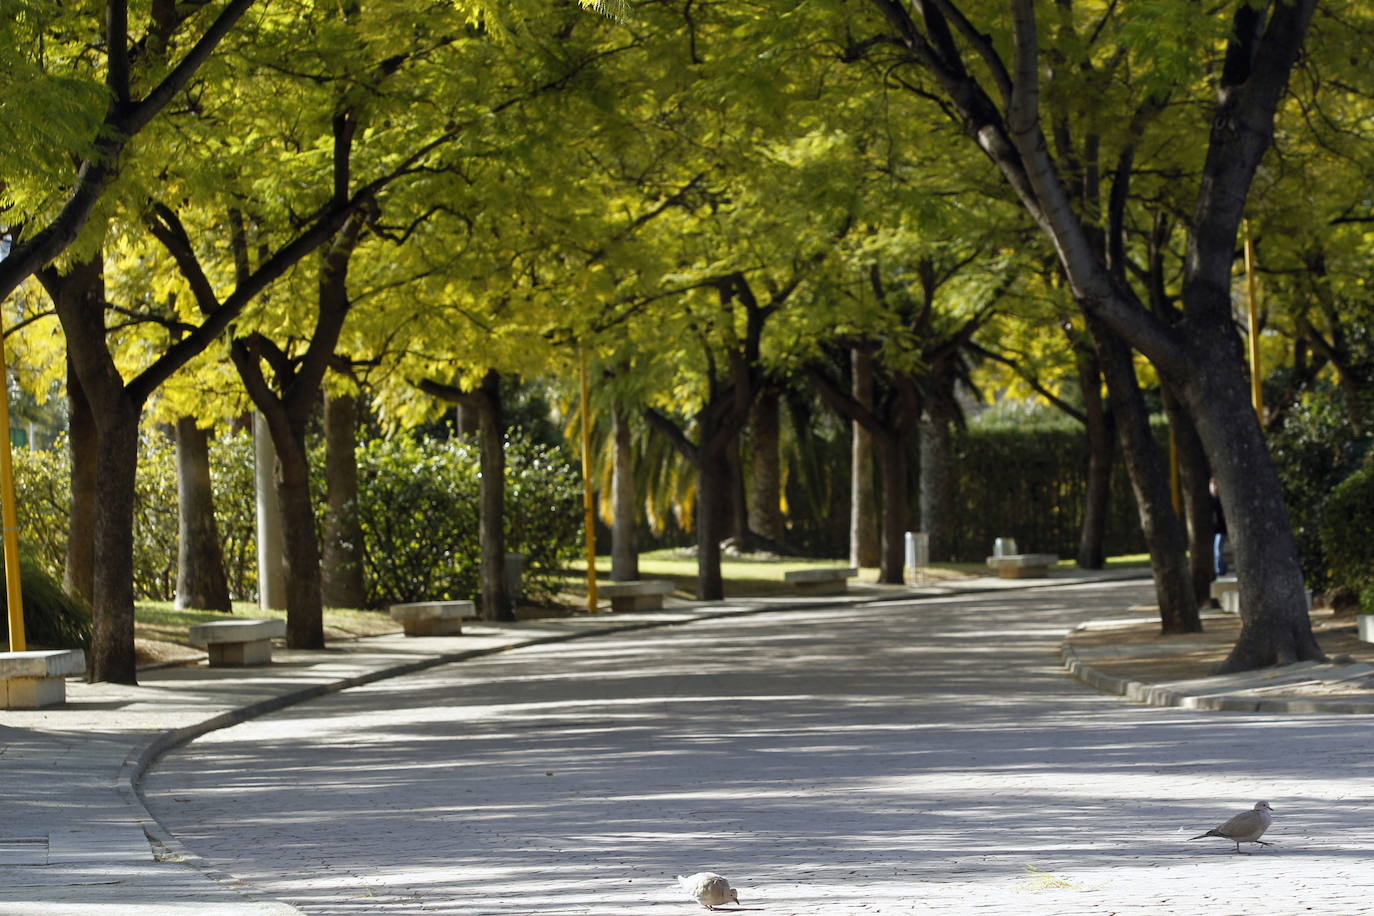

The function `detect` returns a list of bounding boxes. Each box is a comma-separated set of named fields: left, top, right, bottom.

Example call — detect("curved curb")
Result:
left=115, top=596, right=889, bottom=908
left=1060, top=634, right=1374, bottom=715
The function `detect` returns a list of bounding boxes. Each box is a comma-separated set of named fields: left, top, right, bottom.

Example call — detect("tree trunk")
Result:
left=876, top=432, right=909, bottom=584
left=267, top=416, right=325, bottom=649
left=849, top=349, right=880, bottom=567
left=610, top=403, right=640, bottom=581
left=1090, top=319, right=1199, bottom=633
left=87, top=401, right=141, bottom=683
left=64, top=358, right=96, bottom=606
left=725, top=438, right=751, bottom=549
left=1075, top=348, right=1112, bottom=569
left=253, top=412, right=286, bottom=610
left=696, top=443, right=731, bottom=600
left=748, top=387, right=785, bottom=544
left=174, top=417, right=231, bottom=611
left=1181, top=327, right=1322, bottom=670
left=475, top=371, right=513, bottom=621
left=322, top=390, right=366, bottom=608
left=1163, top=388, right=1216, bottom=605
left=919, top=408, right=954, bottom=563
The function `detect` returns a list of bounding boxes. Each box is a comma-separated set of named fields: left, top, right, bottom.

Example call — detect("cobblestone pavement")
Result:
left=143, top=580, right=1374, bottom=915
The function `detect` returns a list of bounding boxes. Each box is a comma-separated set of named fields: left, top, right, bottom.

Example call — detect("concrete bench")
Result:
left=1210, top=576, right=1239, bottom=613
left=188, top=618, right=286, bottom=667
left=0, top=649, right=86, bottom=708
left=598, top=580, right=674, bottom=612
left=985, top=553, right=1059, bottom=579
left=388, top=599, right=478, bottom=636
left=784, top=567, right=858, bottom=595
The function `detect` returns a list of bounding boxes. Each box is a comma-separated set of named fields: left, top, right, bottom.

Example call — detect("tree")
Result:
left=854, top=0, right=1322, bottom=669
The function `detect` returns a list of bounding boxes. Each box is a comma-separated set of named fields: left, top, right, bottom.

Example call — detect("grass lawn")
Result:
left=134, top=550, right=1151, bottom=665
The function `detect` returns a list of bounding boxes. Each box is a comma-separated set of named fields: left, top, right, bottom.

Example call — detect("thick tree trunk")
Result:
left=876, top=433, right=909, bottom=584
left=87, top=401, right=141, bottom=683
left=696, top=444, right=731, bottom=600
left=1075, top=350, right=1112, bottom=569
left=322, top=391, right=366, bottom=608
left=849, top=349, right=880, bottom=568
left=174, top=417, right=231, bottom=612
left=725, top=439, right=751, bottom=549
left=610, top=403, right=640, bottom=581
left=269, top=421, right=325, bottom=649
left=1181, top=328, right=1323, bottom=670
left=919, top=405, right=955, bottom=563
left=748, top=387, right=785, bottom=544
left=64, top=359, right=96, bottom=606
left=1163, top=389, right=1216, bottom=605
left=475, top=371, right=513, bottom=621
left=1091, top=319, right=1200, bottom=634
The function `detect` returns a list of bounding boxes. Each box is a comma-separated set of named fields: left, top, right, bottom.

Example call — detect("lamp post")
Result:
left=579, top=349, right=598, bottom=614
left=0, top=238, right=23, bottom=651
left=1243, top=220, right=1263, bottom=422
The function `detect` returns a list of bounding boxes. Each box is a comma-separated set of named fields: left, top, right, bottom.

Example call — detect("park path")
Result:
left=143, top=580, right=1374, bottom=914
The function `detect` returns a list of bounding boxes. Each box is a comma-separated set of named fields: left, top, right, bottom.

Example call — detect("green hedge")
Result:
left=11, top=429, right=581, bottom=609
left=1319, top=462, right=1374, bottom=596
left=944, top=422, right=1148, bottom=562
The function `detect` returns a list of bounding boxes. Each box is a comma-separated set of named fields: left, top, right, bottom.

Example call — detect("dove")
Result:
left=676, top=872, right=740, bottom=909
left=1189, top=800, right=1275, bottom=853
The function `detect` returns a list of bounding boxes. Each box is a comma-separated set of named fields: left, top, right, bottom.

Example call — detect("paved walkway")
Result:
left=2, top=570, right=1371, bottom=914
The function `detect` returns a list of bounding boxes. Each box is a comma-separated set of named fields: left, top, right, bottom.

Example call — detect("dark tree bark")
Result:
left=642, top=272, right=782, bottom=601
left=474, top=372, right=512, bottom=621
left=849, top=349, right=881, bottom=568
left=1163, top=388, right=1216, bottom=606
left=610, top=402, right=640, bottom=581
left=863, top=0, right=1322, bottom=669
left=322, top=390, right=366, bottom=608
left=174, top=417, right=231, bottom=611
left=1089, top=318, right=1199, bottom=633
left=421, top=371, right=513, bottom=622
left=64, top=357, right=96, bottom=607
left=748, top=386, right=785, bottom=544
left=725, top=438, right=751, bottom=548
left=813, top=369, right=917, bottom=584
left=229, top=210, right=368, bottom=648
left=1074, top=346, right=1113, bottom=569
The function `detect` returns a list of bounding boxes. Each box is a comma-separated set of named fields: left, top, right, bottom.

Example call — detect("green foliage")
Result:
left=0, top=555, right=91, bottom=650
left=1270, top=384, right=1372, bottom=590
left=945, top=419, right=1148, bottom=562
left=1361, top=582, right=1374, bottom=616
left=355, top=433, right=581, bottom=607
left=11, top=442, right=70, bottom=577
left=1318, top=462, right=1374, bottom=595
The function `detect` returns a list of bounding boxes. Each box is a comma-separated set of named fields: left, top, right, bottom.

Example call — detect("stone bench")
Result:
left=188, top=618, right=286, bottom=667
left=784, top=567, right=858, bottom=595
left=388, top=599, right=478, bottom=636
left=0, top=649, right=86, bottom=708
left=598, top=580, right=674, bottom=612
left=985, top=553, right=1059, bottom=579
left=1210, top=576, right=1239, bottom=613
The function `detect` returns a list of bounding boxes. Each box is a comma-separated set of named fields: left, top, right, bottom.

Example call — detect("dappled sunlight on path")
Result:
left=145, top=582, right=1374, bottom=914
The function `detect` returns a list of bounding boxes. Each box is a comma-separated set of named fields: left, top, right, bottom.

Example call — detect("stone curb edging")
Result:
left=1060, top=634, right=1374, bottom=715
left=108, top=573, right=1149, bottom=909
left=116, top=594, right=906, bottom=908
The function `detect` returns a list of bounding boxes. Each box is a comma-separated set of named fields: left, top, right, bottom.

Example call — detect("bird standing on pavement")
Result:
left=1189, top=800, right=1275, bottom=853
left=676, top=872, right=740, bottom=909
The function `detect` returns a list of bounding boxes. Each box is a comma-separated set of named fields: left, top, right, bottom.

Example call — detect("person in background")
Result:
left=1210, top=478, right=1228, bottom=577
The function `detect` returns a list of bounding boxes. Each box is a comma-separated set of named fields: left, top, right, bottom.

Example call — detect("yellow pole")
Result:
left=0, top=327, right=25, bottom=652
left=579, top=349, right=598, bottom=614
left=1243, top=220, right=1263, bottom=422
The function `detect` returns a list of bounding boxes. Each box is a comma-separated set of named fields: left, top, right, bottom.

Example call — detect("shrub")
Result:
left=1270, top=384, right=1371, bottom=590
left=1319, top=462, right=1374, bottom=594
left=1361, top=582, right=1374, bottom=615
left=354, top=433, right=582, bottom=608
left=0, top=556, right=91, bottom=650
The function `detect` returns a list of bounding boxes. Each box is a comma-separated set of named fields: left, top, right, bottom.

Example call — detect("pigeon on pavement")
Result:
left=1189, top=800, right=1275, bottom=853
left=676, top=872, right=740, bottom=909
